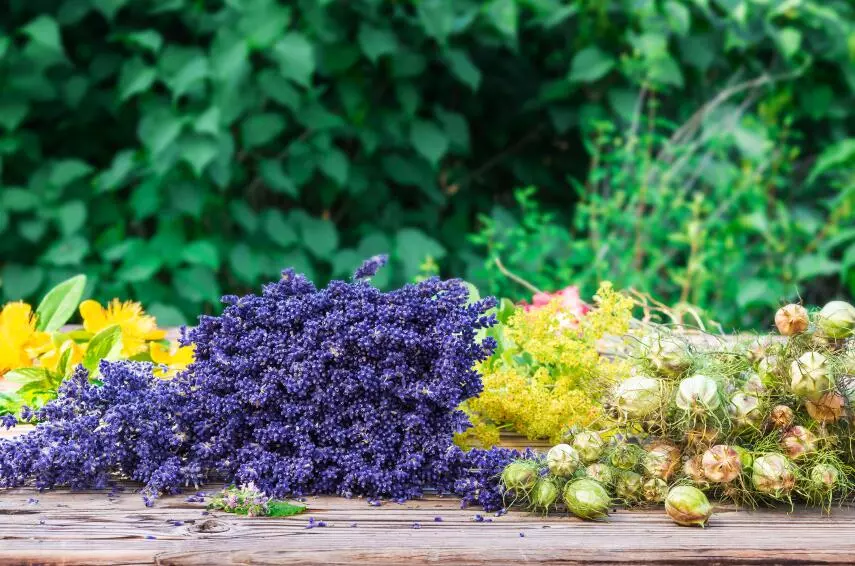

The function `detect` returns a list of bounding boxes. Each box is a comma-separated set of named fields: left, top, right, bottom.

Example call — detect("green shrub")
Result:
left=0, top=0, right=853, bottom=327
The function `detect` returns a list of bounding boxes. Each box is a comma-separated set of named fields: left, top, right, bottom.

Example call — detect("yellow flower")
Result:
left=0, top=302, right=53, bottom=375
left=150, top=342, right=195, bottom=379
left=38, top=339, right=86, bottom=374
left=79, top=299, right=166, bottom=357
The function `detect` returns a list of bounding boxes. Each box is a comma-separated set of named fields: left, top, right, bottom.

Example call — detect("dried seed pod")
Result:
left=775, top=304, right=809, bottom=336
left=701, top=445, right=742, bottom=483
left=768, top=405, right=794, bottom=429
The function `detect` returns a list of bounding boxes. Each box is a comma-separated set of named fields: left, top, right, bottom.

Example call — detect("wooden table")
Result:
left=1, top=484, right=854, bottom=565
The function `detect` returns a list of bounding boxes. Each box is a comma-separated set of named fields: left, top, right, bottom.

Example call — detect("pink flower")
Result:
left=520, top=286, right=590, bottom=320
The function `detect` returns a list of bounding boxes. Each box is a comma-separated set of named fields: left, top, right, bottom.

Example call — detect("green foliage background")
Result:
left=0, top=0, right=854, bottom=329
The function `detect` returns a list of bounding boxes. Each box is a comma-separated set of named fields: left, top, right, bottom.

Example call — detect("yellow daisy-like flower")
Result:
left=79, top=299, right=166, bottom=357
left=0, top=302, right=53, bottom=375
left=39, top=339, right=87, bottom=374
left=150, top=342, right=195, bottom=379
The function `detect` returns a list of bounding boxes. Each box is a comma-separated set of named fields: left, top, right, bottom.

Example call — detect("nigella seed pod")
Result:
left=751, top=453, right=796, bottom=496
left=665, top=486, right=713, bottom=527
left=729, top=392, right=763, bottom=431
left=646, top=336, right=690, bottom=377
left=806, top=393, right=845, bottom=424
left=642, top=442, right=681, bottom=481
left=790, top=352, right=832, bottom=401
left=613, top=376, right=664, bottom=419
left=572, top=431, right=605, bottom=464
left=768, top=405, right=795, bottom=429
left=741, top=372, right=766, bottom=395
left=563, top=479, right=610, bottom=520
left=610, top=442, right=640, bottom=471
left=817, top=301, right=855, bottom=339
left=530, top=478, right=560, bottom=511
left=682, top=455, right=708, bottom=488
left=775, top=304, right=809, bottom=336
left=584, top=463, right=615, bottom=486
left=809, top=463, right=840, bottom=492
left=701, top=445, right=742, bottom=483
left=781, top=426, right=818, bottom=460
left=642, top=477, right=669, bottom=503
left=675, top=375, right=720, bottom=416
left=501, top=460, right=539, bottom=492
left=614, top=470, right=643, bottom=502
left=546, top=444, right=580, bottom=478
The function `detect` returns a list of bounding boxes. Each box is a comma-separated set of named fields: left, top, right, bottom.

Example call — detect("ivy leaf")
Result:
left=263, top=210, right=298, bottom=248
left=418, top=0, right=454, bottom=44
left=271, top=33, right=315, bottom=87
left=55, top=200, right=87, bottom=236
left=319, top=148, right=349, bottom=185
left=395, top=228, right=446, bottom=278
left=82, top=325, right=123, bottom=376
left=95, top=150, right=137, bottom=193
left=118, top=58, right=156, bottom=101
left=173, top=266, right=220, bottom=304
left=410, top=120, right=449, bottom=166
left=122, top=29, right=163, bottom=53
left=181, top=240, right=220, bottom=270
left=568, top=47, right=615, bottom=83
left=35, top=274, right=86, bottom=331
left=138, top=108, right=183, bottom=154
left=242, top=113, right=286, bottom=148
left=445, top=48, right=481, bottom=90
left=42, top=236, right=90, bottom=266
left=229, top=243, right=261, bottom=283
left=180, top=134, right=219, bottom=176
left=795, top=254, right=840, bottom=281
left=0, top=99, right=29, bottom=130
left=0, top=264, right=44, bottom=300
left=808, top=139, right=855, bottom=183
left=357, top=24, right=397, bottom=63
left=49, top=159, right=93, bottom=188
left=22, top=15, right=65, bottom=57
left=484, top=0, right=518, bottom=41
left=260, top=160, right=298, bottom=198
left=299, top=216, right=339, bottom=259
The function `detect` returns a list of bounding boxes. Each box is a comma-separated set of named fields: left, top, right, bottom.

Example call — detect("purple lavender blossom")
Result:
left=0, top=260, right=501, bottom=506
left=352, top=255, right=388, bottom=280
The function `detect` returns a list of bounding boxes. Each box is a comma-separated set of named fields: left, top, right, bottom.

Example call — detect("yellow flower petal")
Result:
left=79, top=300, right=108, bottom=334
left=80, top=299, right=165, bottom=357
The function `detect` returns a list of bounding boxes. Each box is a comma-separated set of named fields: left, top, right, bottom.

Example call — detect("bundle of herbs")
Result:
left=0, top=257, right=519, bottom=508
left=500, top=300, right=855, bottom=526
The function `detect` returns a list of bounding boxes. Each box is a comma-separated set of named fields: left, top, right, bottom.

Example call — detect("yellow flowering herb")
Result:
left=0, top=302, right=53, bottom=375
left=38, top=339, right=86, bottom=374
left=79, top=299, right=166, bottom=357
left=150, top=342, right=196, bottom=379
left=464, top=282, right=633, bottom=444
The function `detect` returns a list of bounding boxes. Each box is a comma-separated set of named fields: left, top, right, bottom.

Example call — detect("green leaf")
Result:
left=263, top=210, right=298, bottom=248
left=266, top=501, right=306, bottom=517
left=258, top=70, right=301, bottom=111
left=1, top=188, right=39, bottom=211
left=410, top=120, right=449, bottom=166
left=95, top=150, right=137, bottom=193
left=82, top=325, right=123, bottom=375
left=0, top=99, right=29, bottom=130
left=122, top=29, right=163, bottom=53
left=842, top=243, right=855, bottom=275
left=260, top=160, right=298, bottom=198
left=418, top=0, right=454, bottom=44
left=49, top=159, right=93, bottom=187
left=445, top=48, right=481, bottom=91
left=485, top=0, right=518, bottom=40
left=271, top=33, right=315, bottom=87
left=180, top=134, right=219, bottom=176
left=138, top=107, right=183, bottom=154
left=229, top=243, right=261, bottom=283
left=319, top=149, right=349, bottom=185
left=665, top=1, right=691, bottom=36
left=3, top=368, right=51, bottom=386
left=211, top=30, right=249, bottom=79
left=22, top=15, right=65, bottom=57
left=435, top=108, right=470, bottom=153
left=395, top=228, right=445, bottom=278
left=358, top=24, right=397, bottom=63
left=116, top=248, right=164, bottom=282
left=299, top=216, right=339, bottom=259
left=231, top=201, right=259, bottom=233
left=147, top=302, right=188, bottom=327
left=55, top=200, right=87, bottom=236
left=241, top=113, right=286, bottom=148
left=795, top=254, right=841, bottom=281
left=568, top=47, right=615, bottom=83
left=181, top=240, right=220, bottom=270
left=118, top=57, right=156, bottom=101
left=777, top=27, right=802, bottom=59
left=91, top=0, right=128, bottom=20
left=240, top=3, right=291, bottom=49
left=35, top=274, right=86, bottom=331
left=174, top=266, right=220, bottom=304
left=736, top=279, right=782, bottom=308
left=808, top=139, right=855, bottom=183
left=42, top=236, right=90, bottom=266
left=1, top=264, right=44, bottom=300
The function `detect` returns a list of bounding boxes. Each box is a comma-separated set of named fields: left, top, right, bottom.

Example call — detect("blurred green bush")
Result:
left=0, top=0, right=853, bottom=327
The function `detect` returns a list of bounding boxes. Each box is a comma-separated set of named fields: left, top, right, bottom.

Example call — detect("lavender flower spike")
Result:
left=353, top=254, right=388, bottom=279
